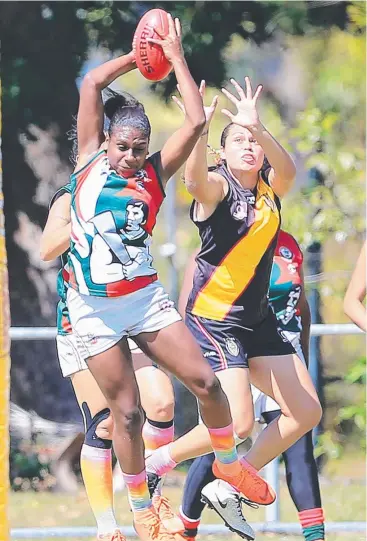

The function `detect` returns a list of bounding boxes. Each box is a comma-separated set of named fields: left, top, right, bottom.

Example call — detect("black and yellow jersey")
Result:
left=187, top=163, right=281, bottom=327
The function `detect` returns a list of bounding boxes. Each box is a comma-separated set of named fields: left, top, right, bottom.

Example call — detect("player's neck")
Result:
left=227, top=164, right=258, bottom=191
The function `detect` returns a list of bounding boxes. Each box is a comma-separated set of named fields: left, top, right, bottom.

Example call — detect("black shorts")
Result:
left=186, top=308, right=295, bottom=371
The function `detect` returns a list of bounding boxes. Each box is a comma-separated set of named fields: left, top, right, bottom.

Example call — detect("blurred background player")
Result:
left=344, top=241, right=366, bottom=332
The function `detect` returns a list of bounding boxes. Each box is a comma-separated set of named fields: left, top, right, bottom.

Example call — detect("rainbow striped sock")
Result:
left=143, top=418, right=174, bottom=452
left=80, top=445, right=117, bottom=535
left=122, top=469, right=152, bottom=513
left=299, top=508, right=325, bottom=541
left=208, top=423, right=239, bottom=473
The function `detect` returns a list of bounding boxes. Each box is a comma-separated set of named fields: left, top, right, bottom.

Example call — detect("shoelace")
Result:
left=234, top=495, right=248, bottom=519
left=238, top=495, right=259, bottom=510
left=140, top=514, right=173, bottom=541
left=156, top=496, right=175, bottom=519
left=112, top=532, right=126, bottom=541
left=231, top=468, right=268, bottom=505
left=98, top=531, right=125, bottom=541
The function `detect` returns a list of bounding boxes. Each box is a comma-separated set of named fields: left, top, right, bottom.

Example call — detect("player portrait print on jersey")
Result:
left=68, top=150, right=165, bottom=297
left=269, top=231, right=304, bottom=332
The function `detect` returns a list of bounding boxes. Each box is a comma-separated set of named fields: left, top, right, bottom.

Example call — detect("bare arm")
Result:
left=298, top=265, right=311, bottom=366
left=250, top=125, right=296, bottom=197
left=77, top=52, right=136, bottom=166
left=172, top=81, right=225, bottom=205
left=40, top=193, right=71, bottom=261
left=178, top=248, right=199, bottom=317
left=149, top=16, right=206, bottom=185
left=222, top=77, right=296, bottom=198
left=344, top=242, right=366, bottom=332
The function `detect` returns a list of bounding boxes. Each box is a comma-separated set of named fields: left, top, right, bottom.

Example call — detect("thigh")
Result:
left=134, top=354, right=174, bottom=416
left=71, top=368, right=109, bottom=416
left=249, top=353, right=320, bottom=418
left=134, top=320, right=215, bottom=387
left=216, top=368, right=254, bottom=427
left=248, top=307, right=295, bottom=360
left=86, top=338, right=141, bottom=410
left=185, top=313, right=248, bottom=371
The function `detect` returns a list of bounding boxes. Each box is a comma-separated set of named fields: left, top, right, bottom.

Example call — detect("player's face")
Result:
left=126, top=204, right=145, bottom=231
left=107, top=127, right=149, bottom=176
left=223, top=125, right=264, bottom=173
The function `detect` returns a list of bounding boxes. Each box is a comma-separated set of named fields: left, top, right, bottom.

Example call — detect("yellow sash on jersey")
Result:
left=192, top=179, right=280, bottom=321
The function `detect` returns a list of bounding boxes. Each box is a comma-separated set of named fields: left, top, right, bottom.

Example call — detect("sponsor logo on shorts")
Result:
left=203, top=351, right=217, bottom=358
left=159, top=299, right=175, bottom=312
left=86, top=333, right=98, bottom=345
left=225, top=337, right=239, bottom=357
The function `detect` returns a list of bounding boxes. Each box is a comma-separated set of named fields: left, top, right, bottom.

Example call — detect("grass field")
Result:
left=10, top=453, right=366, bottom=541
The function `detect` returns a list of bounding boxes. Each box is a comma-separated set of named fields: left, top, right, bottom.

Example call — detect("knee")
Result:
left=114, top=404, right=144, bottom=436
left=296, top=398, right=322, bottom=432
left=233, top=417, right=254, bottom=441
left=309, top=400, right=323, bottom=428
left=82, top=403, right=113, bottom=449
left=95, top=413, right=114, bottom=440
left=149, top=396, right=174, bottom=422
left=195, top=373, right=223, bottom=403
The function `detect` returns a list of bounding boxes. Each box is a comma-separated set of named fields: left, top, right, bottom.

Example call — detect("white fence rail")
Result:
left=9, top=323, right=364, bottom=340
left=9, top=324, right=365, bottom=538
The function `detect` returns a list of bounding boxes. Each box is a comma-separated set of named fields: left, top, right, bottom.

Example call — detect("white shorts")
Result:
left=67, top=281, right=181, bottom=358
left=57, top=333, right=145, bottom=378
left=56, top=333, right=89, bottom=378
left=252, top=331, right=305, bottom=421
left=56, top=334, right=144, bottom=377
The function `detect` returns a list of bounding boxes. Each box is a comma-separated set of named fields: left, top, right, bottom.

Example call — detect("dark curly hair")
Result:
left=68, top=88, right=151, bottom=166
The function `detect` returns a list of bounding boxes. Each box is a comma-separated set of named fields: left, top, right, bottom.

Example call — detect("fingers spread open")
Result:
left=174, top=17, right=182, bottom=38
left=230, top=78, right=246, bottom=100
left=221, top=87, right=238, bottom=105
left=221, top=108, right=234, bottom=121
left=244, top=76, right=253, bottom=100
left=253, top=84, right=263, bottom=103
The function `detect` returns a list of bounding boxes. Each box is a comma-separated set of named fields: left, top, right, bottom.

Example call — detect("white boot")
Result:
left=201, top=479, right=255, bottom=540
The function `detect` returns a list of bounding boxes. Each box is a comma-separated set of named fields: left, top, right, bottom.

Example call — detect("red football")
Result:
left=133, top=8, right=172, bottom=82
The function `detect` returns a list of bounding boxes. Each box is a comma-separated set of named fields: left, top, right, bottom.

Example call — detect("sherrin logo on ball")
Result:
left=133, top=9, right=173, bottom=82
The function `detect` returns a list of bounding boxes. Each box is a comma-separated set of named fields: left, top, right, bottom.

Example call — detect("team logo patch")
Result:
left=279, top=246, right=293, bottom=260
left=232, top=201, right=248, bottom=221
left=225, top=337, right=239, bottom=357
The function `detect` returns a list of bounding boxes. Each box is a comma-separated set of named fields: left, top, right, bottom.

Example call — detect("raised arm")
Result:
left=40, top=192, right=71, bottom=261
left=77, top=52, right=136, bottom=167
left=222, top=77, right=296, bottom=198
left=298, top=265, right=311, bottom=366
left=172, top=81, right=225, bottom=206
left=148, top=15, right=206, bottom=185
left=343, top=241, right=366, bottom=332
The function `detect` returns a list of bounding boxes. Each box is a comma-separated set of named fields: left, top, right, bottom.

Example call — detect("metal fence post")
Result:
left=265, top=457, right=280, bottom=522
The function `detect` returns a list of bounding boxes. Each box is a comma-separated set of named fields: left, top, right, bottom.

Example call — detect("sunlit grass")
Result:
left=10, top=454, right=366, bottom=541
